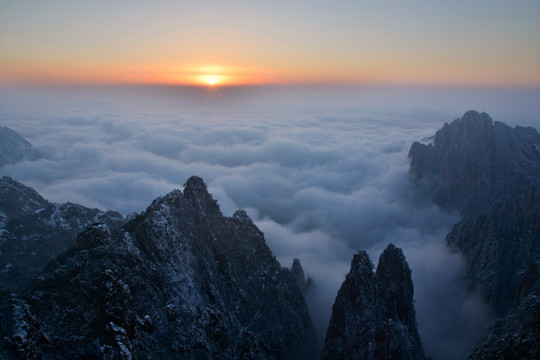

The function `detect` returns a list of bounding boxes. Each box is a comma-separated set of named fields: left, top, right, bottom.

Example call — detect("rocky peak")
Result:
left=0, top=176, right=49, bottom=221
left=291, top=258, right=306, bottom=288
left=348, top=250, right=375, bottom=278
left=409, top=110, right=540, bottom=215
left=183, top=176, right=222, bottom=219
left=0, top=176, right=317, bottom=359
left=290, top=258, right=314, bottom=294
left=321, top=244, right=425, bottom=360
left=376, top=244, right=417, bottom=332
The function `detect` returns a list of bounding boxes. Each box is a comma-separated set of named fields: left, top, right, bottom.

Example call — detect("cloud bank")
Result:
left=2, top=85, right=539, bottom=358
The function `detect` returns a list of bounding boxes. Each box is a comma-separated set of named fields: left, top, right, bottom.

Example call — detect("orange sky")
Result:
left=1, top=1, right=540, bottom=87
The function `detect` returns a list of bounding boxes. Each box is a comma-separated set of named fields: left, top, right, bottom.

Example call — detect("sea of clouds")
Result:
left=1, top=85, right=539, bottom=359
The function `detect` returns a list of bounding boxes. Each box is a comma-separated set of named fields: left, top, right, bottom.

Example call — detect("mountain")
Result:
left=321, top=244, right=426, bottom=360
left=408, top=110, right=540, bottom=216
left=446, top=194, right=540, bottom=316
left=0, top=176, right=124, bottom=291
left=0, top=126, right=43, bottom=168
left=408, top=111, right=540, bottom=358
left=0, top=176, right=48, bottom=224
left=469, top=263, right=540, bottom=359
left=0, top=176, right=316, bottom=359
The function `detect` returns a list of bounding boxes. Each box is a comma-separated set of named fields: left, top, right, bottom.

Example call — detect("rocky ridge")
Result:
left=321, top=244, right=426, bottom=360
left=0, top=176, right=316, bottom=359
left=0, top=176, right=124, bottom=291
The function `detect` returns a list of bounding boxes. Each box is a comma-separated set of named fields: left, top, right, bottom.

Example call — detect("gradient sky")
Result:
left=1, top=0, right=539, bottom=86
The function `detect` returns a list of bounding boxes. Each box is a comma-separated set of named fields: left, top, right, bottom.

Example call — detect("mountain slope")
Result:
left=0, top=176, right=316, bottom=359
left=469, top=264, right=540, bottom=359
left=0, top=127, right=43, bottom=168
left=0, top=176, right=124, bottom=291
left=321, top=244, right=425, bottom=360
left=446, top=195, right=540, bottom=316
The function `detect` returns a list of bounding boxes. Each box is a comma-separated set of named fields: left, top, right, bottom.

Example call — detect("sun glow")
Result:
left=202, top=74, right=222, bottom=86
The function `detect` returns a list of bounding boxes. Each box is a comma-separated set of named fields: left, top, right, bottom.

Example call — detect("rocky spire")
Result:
left=290, top=258, right=314, bottom=293
left=321, top=244, right=426, bottom=360
left=376, top=244, right=418, bottom=333
left=183, top=175, right=222, bottom=219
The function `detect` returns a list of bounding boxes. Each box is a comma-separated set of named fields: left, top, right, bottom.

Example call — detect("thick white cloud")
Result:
left=2, top=85, right=539, bottom=358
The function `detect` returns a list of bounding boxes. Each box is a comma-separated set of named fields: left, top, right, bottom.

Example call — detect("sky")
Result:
left=1, top=0, right=540, bottom=86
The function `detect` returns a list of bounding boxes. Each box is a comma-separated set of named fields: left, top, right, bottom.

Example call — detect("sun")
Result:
left=204, top=75, right=220, bottom=86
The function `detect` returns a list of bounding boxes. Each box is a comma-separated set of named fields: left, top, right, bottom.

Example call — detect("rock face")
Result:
left=0, top=176, right=316, bottom=359
left=0, top=127, right=43, bottom=168
left=446, top=195, right=540, bottom=316
left=291, top=258, right=314, bottom=294
left=0, top=176, right=124, bottom=291
left=408, top=110, right=540, bottom=216
left=321, top=244, right=425, bottom=360
left=469, top=264, right=540, bottom=359
left=409, top=111, right=540, bottom=358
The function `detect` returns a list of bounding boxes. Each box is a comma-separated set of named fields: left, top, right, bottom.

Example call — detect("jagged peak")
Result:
left=437, top=110, right=493, bottom=143
left=376, top=243, right=411, bottom=281
left=291, top=258, right=306, bottom=286
left=162, top=189, right=183, bottom=203
left=183, top=175, right=222, bottom=217
left=348, top=250, right=375, bottom=279
left=184, top=175, right=208, bottom=193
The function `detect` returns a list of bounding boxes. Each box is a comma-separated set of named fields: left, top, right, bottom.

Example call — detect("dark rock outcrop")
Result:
left=321, top=244, right=425, bottom=360
left=408, top=110, right=540, bottom=216
left=0, top=176, right=48, bottom=222
left=0, top=176, right=316, bottom=359
left=0, top=126, right=43, bottom=168
left=469, top=265, right=540, bottom=359
left=291, top=258, right=314, bottom=294
left=409, top=111, right=540, bottom=358
left=446, top=196, right=540, bottom=316
left=0, top=176, right=124, bottom=291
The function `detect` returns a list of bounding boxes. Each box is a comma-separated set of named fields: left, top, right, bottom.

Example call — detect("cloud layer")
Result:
left=2, top=85, right=539, bottom=358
